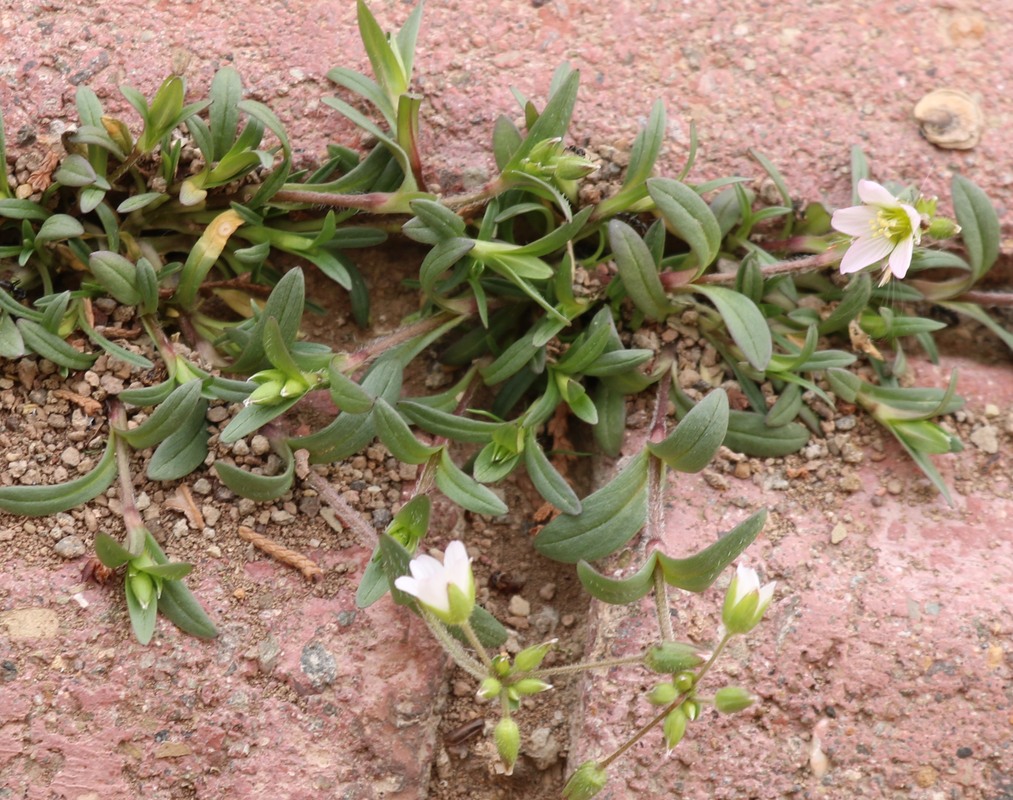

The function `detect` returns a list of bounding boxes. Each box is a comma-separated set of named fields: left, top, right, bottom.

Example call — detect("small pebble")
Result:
left=834, top=414, right=857, bottom=431
left=60, top=446, right=81, bottom=467
left=54, top=535, right=86, bottom=559
left=508, top=595, right=530, bottom=617
left=886, top=478, right=903, bottom=495
left=251, top=434, right=271, bottom=455
left=969, top=425, right=999, bottom=454
left=192, top=478, right=212, bottom=495
left=830, top=523, right=848, bottom=544
left=539, top=583, right=556, bottom=601
left=733, top=461, right=751, bottom=480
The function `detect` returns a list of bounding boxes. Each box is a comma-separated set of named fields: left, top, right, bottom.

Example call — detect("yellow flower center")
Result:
left=870, top=206, right=913, bottom=244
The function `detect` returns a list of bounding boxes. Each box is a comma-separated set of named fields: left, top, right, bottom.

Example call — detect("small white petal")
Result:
left=408, top=553, right=443, bottom=580
left=831, top=205, right=878, bottom=237
left=901, top=203, right=923, bottom=244
left=733, top=564, right=759, bottom=605
left=857, top=179, right=898, bottom=208
left=888, top=235, right=914, bottom=279
left=443, top=541, right=471, bottom=591
left=394, top=575, right=419, bottom=596
left=839, top=235, right=894, bottom=274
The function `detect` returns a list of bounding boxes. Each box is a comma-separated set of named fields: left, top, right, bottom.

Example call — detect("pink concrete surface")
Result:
left=2, top=0, right=1012, bottom=259
left=0, top=547, right=445, bottom=799
left=572, top=356, right=1013, bottom=799
left=1, top=1, right=1012, bottom=798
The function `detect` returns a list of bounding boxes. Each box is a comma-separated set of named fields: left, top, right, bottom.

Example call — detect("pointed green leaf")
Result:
left=16, top=318, right=96, bottom=370
left=147, top=400, right=209, bottom=481
left=577, top=554, right=658, bottom=604
left=951, top=174, right=999, bottom=282
left=0, top=432, right=117, bottom=516
left=657, top=510, right=767, bottom=591
left=647, top=177, right=721, bottom=272
left=143, top=562, right=194, bottom=580
left=693, top=284, right=772, bottom=370
left=533, top=450, right=649, bottom=563
left=435, top=449, right=508, bottom=516
left=88, top=250, right=143, bottom=306
left=523, top=430, right=581, bottom=514
left=373, top=398, right=439, bottom=464
left=608, top=219, right=670, bottom=320
left=144, top=530, right=217, bottom=639
left=399, top=401, right=501, bottom=443
left=724, top=410, right=809, bottom=457
left=94, top=532, right=134, bottom=569
left=116, top=380, right=203, bottom=449
left=648, top=388, right=728, bottom=473
left=125, top=579, right=158, bottom=645
left=220, top=396, right=301, bottom=444
left=213, top=440, right=294, bottom=501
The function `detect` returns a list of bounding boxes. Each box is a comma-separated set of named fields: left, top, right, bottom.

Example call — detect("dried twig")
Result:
left=237, top=525, right=323, bottom=582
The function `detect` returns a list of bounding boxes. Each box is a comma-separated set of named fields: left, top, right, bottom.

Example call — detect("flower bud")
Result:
left=492, top=654, right=512, bottom=677
left=643, top=642, right=707, bottom=674
left=129, top=570, right=156, bottom=610
left=683, top=699, right=700, bottom=721
left=477, top=677, right=502, bottom=701
left=647, top=681, right=678, bottom=706
left=673, top=671, right=696, bottom=694
left=511, top=678, right=552, bottom=696
left=722, top=564, right=775, bottom=635
left=494, top=717, right=520, bottom=774
left=714, top=686, right=756, bottom=714
left=562, top=760, right=609, bottom=800
left=513, top=639, right=557, bottom=672
left=662, top=707, right=687, bottom=751
left=925, top=216, right=961, bottom=239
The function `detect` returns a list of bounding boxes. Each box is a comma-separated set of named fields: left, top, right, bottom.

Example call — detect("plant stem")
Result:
left=667, top=250, right=839, bottom=288
left=654, top=567, right=674, bottom=643
left=108, top=401, right=145, bottom=556
left=419, top=609, right=486, bottom=679
left=536, top=653, right=647, bottom=678
left=598, top=632, right=732, bottom=769
left=460, top=619, right=494, bottom=671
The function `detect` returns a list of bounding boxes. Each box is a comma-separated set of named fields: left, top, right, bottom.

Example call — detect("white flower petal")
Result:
left=839, top=235, right=894, bottom=274
left=733, top=564, right=759, bottom=605
left=443, top=541, right=471, bottom=590
left=394, top=575, right=419, bottom=596
left=857, top=179, right=898, bottom=208
left=831, top=205, right=877, bottom=237
left=888, top=235, right=914, bottom=279
left=901, top=203, right=923, bottom=244
left=408, top=553, right=443, bottom=580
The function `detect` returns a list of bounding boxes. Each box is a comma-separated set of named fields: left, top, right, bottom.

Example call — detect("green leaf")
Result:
left=591, top=382, right=626, bottom=457
left=357, top=0, right=409, bottom=101
left=454, top=605, right=507, bottom=648
left=658, top=510, right=767, bottom=591
left=88, top=250, right=142, bottom=306
left=647, top=177, right=721, bottom=273
left=0, top=431, right=117, bottom=516
left=648, top=388, right=728, bottom=472
left=765, top=382, right=802, bottom=427
left=577, top=554, right=658, bottom=604
left=145, top=531, right=218, bottom=639
left=327, top=360, right=373, bottom=413
left=951, top=174, right=999, bottom=282
left=214, top=440, right=295, bottom=501
left=435, top=449, right=508, bottom=516
left=373, top=398, right=439, bottom=464
left=533, top=450, right=649, bottom=563
left=228, top=268, right=306, bottom=373
left=116, top=380, right=203, bottom=449
left=209, top=66, right=243, bottom=159
left=220, top=396, right=301, bottom=444
left=94, top=532, right=135, bottom=569
left=724, top=410, right=809, bottom=457
left=0, top=312, right=24, bottom=357
left=849, top=146, right=870, bottom=204
left=120, top=379, right=176, bottom=407
left=125, top=579, right=158, bottom=645
left=143, top=562, right=194, bottom=580
left=147, top=399, right=209, bottom=481
left=34, top=214, right=85, bottom=245
left=608, top=219, right=670, bottom=320
left=522, top=430, right=581, bottom=514
left=693, top=284, right=772, bottom=370
left=399, top=401, right=501, bottom=443
left=53, top=154, right=100, bottom=188
left=939, top=301, right=1013, bottom=354
left=502, top=70, right=580, bottom=172
left=16, top=318, right=96, bottom=370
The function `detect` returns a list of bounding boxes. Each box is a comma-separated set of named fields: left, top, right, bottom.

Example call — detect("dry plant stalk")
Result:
left=237, top=525, right=323, bottom=582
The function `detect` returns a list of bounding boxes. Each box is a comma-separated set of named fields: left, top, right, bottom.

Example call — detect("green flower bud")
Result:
left=511, top=678, right=552, bottom=696
left=246, top=380, right=285, bottom=406
left=280, top=376, right=310, bottom=398
left=714, top=686, right=756, bottom=714
left=925, top=216, right=961, bottom=239
left=647, top=681, right=678, bottom=706
left=513, top=638, right=557, bottom=672
left=494, top=717, right=520, bottom=774
left=477, top=677, right=502, bottom=701
left=673, top=671, right=696, bottom=694
left=722, top=565, right=775, bottom=635
left=492, top=654, right=512, bottom=677
left=129, top=570, right=156, bottom=610
left=683, top=699, right=700, bottom=721
left=562, top=760, right=608, bottom=800
left=662, top=707, right=687, bottom=751
left=644, top=642, right=708, bottom=674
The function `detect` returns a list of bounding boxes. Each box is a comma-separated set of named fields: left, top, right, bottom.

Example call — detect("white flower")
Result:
left=394, top=540, right=475, bottom=625
left=721, top=564, right=775, bottom=635
left=831, top=179, right=922, bottom=284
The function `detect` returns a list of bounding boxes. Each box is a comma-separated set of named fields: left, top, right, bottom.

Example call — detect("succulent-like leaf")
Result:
left=656, top=510, right=767, bottom=591
left=214, top=440, right=295, bottom=501
left=951, top=175, right=998, bottom=282
left=608, top=219, right=670, bottom=321
left=693, top=284, right=771, bottom=371
left=648, top=388, right=729, bottom=473
left=373, top=398, right=439, bottom=464
left=147, top=400, right=209, bottom=480
left=533, top=450, right=649, bottom=563
left=723, top=410, right=809, bottom=457
left=144, top=531, right=217, bottom=639
left=16, top=318, right=96, bottom=370
left=0, top=431, right=117, bottom=516
left=647, top=177, right=721, bottom=273
left=116, top=380, right=203, bottom=449
left=523, top=429, right=581, bottom=514
left=435, top=449, right=508, bottom=516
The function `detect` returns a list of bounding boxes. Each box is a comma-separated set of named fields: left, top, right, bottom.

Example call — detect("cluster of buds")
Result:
left=517, top=137, right=598, bottom=199
left=245, top=366, right=325, bottom=406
